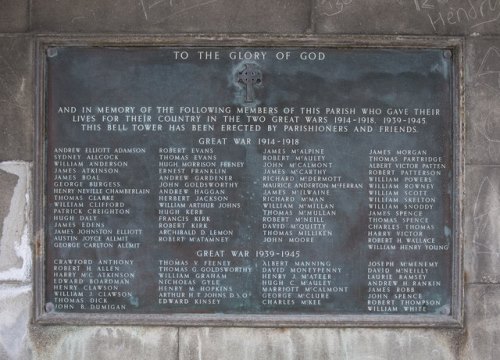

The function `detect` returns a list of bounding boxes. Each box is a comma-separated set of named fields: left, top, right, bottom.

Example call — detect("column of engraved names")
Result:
left=50, top=146, right=149, bottom=311
left=51, top=145, right=86, bottom=311
left=262, top=147, right=339, bottom=245
left=260, top=144, right=353, bottom=308
left=366, top=149, right=448, bottom=313
left=366, top=148, right=399, bottom=313
left=157, top=144, right=250, bottom=307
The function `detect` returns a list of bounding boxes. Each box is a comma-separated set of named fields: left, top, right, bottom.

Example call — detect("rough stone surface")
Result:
left=0, top=168, right=18, bottom=258
left=31, top=0, right=311, bottom=34
left=314, top=0, right=500, bottom=35
left=31, top=326, right=178, bottom=360
left=2, top=3, right=500, bottom=360
left=0, top=285, right=32, bottom=360
left=0, top=0, right=29, bottom=33
left=464, top=165, right=500, bottom=284
left=466, top=38, right=500, bottom=165
left=315, top=0, right=432, bottom=35
left=463, top=284, right=500, bottom=359
left=0, top=162, right=31, bottom=282
left=179, top=327, right=459, bottom=360
left=0, top=36, right=33, bottom=161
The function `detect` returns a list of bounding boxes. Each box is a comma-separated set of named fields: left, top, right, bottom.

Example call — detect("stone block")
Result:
left=179, top=327, right=458, bottom=360
left=0, top=168, right=17, bottom=255
left=31, top=0, right=311, bottom=34
left=0, top=285, right=32, bottom=360
left=465, top=38, right=500, bottom=165
left=464, top=165, right=500, bottom=284
left=0, top=36, right=33, bottom=161
left=179, top=328, right=334, bottom=360
left=314, top=0, right=500, bottom=35
left=31, top=326, right=178, bottom=360
left=0, top=162, right=31, bottom=282
left=0, top=0, right=29, bottom=32
left=463, top=284, right=500, bottom=359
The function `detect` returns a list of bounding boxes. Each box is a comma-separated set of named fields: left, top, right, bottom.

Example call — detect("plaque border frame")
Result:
left=34, top=35, right=464, bottom=328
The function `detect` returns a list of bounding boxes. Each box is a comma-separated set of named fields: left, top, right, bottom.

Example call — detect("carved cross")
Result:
left=237, top=64, right=262, bottom=102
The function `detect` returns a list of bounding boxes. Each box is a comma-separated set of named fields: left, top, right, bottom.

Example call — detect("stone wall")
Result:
left=0, top=0, right=499, bottom=359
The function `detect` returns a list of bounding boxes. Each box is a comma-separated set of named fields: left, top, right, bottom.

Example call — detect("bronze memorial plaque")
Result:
left=37, top=41, right=462, bottom=326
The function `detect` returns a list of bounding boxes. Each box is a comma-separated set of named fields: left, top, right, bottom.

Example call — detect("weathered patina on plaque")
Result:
left=42, top=44, right=458, bottom=323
